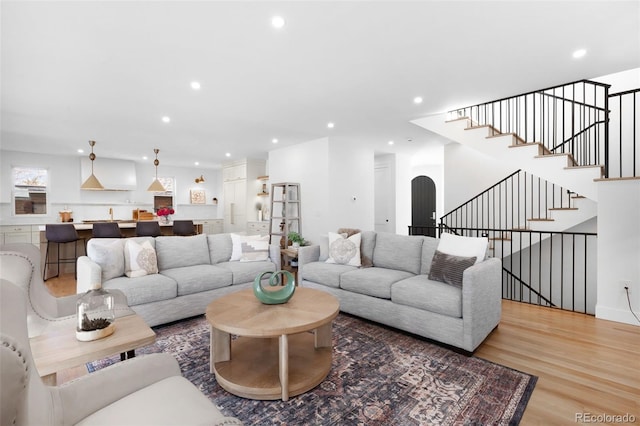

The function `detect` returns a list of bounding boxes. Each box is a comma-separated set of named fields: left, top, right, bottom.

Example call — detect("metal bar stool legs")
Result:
left=43, top=224, right=83, bottom=281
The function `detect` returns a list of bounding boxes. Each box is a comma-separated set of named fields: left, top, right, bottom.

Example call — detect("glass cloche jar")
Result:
left=76, top=282, right=115, bottom=342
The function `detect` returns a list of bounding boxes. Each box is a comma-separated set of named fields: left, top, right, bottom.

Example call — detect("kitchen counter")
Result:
left=39, top=220, right=178, bottom=231
left=37, top=221, right=206, bottom=232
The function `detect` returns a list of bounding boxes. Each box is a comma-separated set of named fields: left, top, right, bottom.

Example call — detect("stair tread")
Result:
left=486, top=132, right=527, bottom=144
left=534, top=152, right=580, bottom=166
left=549, top=207, right=578, bottom=211
left=464, top=125, right=500, bottom=135
left=445, top=117, right=469, bottom=123
left=565, top=164, right=604, bottom=169
left=534, top=152, right=571, bottom=158
left=527, top=218, right=555, bottom=221
left=594, top=176, right=640, bottom=182
left=509, top=142, right=539, bottom=148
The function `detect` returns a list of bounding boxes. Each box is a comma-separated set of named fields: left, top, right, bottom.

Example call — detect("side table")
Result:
left=30, top=314, right=156, bottom=385
left=280, top=247, right=299, bottom=285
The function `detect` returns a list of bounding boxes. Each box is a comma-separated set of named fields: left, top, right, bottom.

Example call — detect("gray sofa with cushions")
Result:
left=77, top=233, right=280, bottom=327
left=297, top=231, right=502, bottom=352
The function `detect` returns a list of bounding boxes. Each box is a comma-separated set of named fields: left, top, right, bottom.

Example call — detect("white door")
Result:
left=374, top=163, right=394, bottom=233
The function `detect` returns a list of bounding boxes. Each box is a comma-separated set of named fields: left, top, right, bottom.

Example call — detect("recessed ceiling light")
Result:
left=194, top=161, right=199, bottom=166
left=142, top=156, right=148, bottom=160
left=272, top=138, right=278, bottom=144
left=413, top=96, right=423, bottom=104
left=191, top=81, right=201, bottom=90
left=162, top=116, right=171, bottom=123
left=388, top=140, right=394, bottom=145
left=573, top=49, right=587, bottom=59
left=272, top=16, right=285, bottom=29
left=77, top=149, right=84, bottom=153
left=225, top=153, right=231, bottom=157
left=327, top=122, right=335, bottom=129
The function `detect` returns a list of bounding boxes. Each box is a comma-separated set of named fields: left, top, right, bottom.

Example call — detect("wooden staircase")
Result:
left=414, top=114, right=604, bottom=201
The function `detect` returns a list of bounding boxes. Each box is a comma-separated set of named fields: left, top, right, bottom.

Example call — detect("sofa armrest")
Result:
left=269, top=244, right=281, bottom=270
left=298, top=245, right=320, bottom=267
left=297, top=245, right=320, bottom=285
left=54, top=353, right=181, bottom=425
left=76, top=256, right=102, bottom=294
left=461, top=257, right=502, bottom=350
left=76, top=256, right=130, bottom=312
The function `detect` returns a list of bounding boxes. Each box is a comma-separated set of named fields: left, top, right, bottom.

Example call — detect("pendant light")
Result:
left=147, top=148, right=166, bottom=192
left=80, top=140, right=104, bottom=190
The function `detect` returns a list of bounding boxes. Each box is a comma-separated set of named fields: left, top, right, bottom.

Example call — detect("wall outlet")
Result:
left=622, top=280, right=632, bottom=294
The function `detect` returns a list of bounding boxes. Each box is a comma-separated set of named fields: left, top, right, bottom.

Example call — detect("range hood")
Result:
left=80, top=157, right=137, bottom=191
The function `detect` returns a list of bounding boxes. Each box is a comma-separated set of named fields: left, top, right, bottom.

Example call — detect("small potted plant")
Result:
left=287, top=231, right=305, bottom=249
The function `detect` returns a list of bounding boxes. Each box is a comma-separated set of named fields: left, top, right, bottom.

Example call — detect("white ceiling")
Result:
left=2, top=1, right=639, bottom=169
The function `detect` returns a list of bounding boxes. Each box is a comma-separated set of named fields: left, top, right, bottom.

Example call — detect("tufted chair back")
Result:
left=0, top=243, right=131, bottom=338
left=1, top=277, right=53, bottom=426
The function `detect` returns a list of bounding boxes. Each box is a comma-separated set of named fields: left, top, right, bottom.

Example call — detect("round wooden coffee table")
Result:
left=206, top=287, right=339, bottom=401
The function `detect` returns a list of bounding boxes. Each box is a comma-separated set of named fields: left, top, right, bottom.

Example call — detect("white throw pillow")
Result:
left=326, top=232, right=362, bottom=266
left=87, top=239, right=126, bottom=281
left=230, top=233, right=270, bottom=262
left=437, top=232, right=488, bottom=264
left=124, top=240, right=158, bottom=278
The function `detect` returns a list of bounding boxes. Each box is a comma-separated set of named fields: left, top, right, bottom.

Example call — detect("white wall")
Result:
left=596, top=179, right=640, bottom=326
left=327, top=138, right=375, bottom=232
left=268, top=138, right=330, bottom=245
left=0, top=149, right=222, bottom=224
left=593, top=67, right=640, bottom=93
left=443, top=143, right=515, bottom=212
left=268, top=137, right=375, bottom=245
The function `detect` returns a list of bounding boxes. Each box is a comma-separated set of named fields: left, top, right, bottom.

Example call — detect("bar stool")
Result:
left=135, top=221, right=161, bottom=237
left=172, top=220, right=196, bottom=236
left=43, top=224, right=84, bottom=281
left=92, top=222, right=123, bottom=238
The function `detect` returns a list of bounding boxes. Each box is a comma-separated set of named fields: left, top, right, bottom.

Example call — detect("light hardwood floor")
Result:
left=48, top=274, right=640, bottom=425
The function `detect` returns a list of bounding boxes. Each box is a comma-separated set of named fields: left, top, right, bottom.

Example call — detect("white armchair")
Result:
left=1, top=270, right=243, bottom=425
left=0, top=243, right=132, bottom=338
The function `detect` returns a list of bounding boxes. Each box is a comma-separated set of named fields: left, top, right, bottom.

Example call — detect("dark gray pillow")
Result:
left=428, top=250, right=477, bottom=288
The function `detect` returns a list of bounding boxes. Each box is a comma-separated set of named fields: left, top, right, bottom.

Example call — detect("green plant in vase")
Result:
left=287, top=231, right=305, bottom=248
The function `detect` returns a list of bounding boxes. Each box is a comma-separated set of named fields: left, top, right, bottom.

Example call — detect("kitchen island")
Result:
left=37, top=221, right=206, bottom=279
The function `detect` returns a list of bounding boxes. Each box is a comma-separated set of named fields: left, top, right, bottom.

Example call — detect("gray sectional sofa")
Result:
left=77, top=233, right=280, bottom=327
left=297, top=231, right=502, bottom=352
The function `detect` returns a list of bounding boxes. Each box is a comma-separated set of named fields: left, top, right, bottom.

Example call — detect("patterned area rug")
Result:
left=88, top=314, right=536, bottom=425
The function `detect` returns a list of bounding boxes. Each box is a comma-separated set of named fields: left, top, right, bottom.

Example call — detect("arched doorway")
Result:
left=411, top=175, right=436, bottom=237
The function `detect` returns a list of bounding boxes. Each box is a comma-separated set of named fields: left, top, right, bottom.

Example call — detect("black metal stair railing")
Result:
left=413, top=169, right=596, bottom=314
left=448, top=79, right=611, bottom=176
left=439, top=226, right=596, bottom=315
left=439, top=169, right=576, bottom=234
left=608, top=88, right=640, bottom=178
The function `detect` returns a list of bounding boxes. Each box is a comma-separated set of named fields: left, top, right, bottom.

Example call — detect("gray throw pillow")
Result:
left=428, top=250, right=477, bottom=288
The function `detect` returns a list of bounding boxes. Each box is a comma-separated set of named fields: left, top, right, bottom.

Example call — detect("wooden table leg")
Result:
left=315, top=322, right=332, bottom=348
left=42, top=372, right=57, bottom=386
left=279, top=334, right=289, bottom=401
left=210, top=325, right=230, bottom=374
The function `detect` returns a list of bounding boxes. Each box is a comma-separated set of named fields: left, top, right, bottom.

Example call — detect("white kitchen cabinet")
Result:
left=223, top=180, right=247, bottom=233
left=247, top=221, right=269, bottom=235
left=201, top=219, right=223, bottom=235
left=222, top=159, right=265, bottom=233
left=222, top=163, right=247, bottom=182
left=0, top=225, right=41, bottom=247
